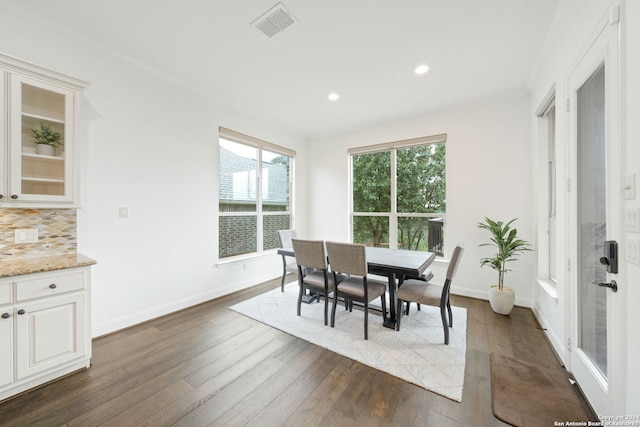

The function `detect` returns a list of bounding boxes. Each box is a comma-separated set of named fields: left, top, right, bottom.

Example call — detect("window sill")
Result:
left=215, top=250, right=278, bottom=268
left=536, top=278, right=558, bottom=300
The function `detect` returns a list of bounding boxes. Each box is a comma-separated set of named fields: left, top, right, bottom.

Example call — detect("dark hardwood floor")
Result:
left=0, top=278, right=590, bottom=426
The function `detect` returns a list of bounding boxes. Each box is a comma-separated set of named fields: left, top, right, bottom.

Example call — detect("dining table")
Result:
left=277, top=245, right=436, bottom=329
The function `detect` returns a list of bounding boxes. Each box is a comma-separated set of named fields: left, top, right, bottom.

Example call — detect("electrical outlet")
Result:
left=14, top=228, right=38, bottom=244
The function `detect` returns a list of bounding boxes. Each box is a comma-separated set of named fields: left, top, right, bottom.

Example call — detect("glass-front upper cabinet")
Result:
left=0, top=54, right=86, bottom=207
left=9, top=75, right=75, bottom=203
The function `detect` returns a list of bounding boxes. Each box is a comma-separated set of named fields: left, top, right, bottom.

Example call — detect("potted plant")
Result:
left=477, top=217, right=532, bottom=315
left=31, top=123, right=62, bottom=156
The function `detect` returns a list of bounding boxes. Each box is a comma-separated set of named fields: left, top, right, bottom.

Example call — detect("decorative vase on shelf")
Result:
left=35, top=144, right=56, bottom=156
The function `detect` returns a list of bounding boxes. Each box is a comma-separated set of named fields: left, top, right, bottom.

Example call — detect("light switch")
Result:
left=627, top=239, right=640, bottom=266
left=14, top=228, right=38, bottom=243
left=119, top=207, right=129, bottom=218
left=626, top=208, right=640, bottom=233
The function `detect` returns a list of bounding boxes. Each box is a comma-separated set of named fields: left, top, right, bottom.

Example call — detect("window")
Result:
left=218, top=128, right=295, bottom=258
left=350, top=134, right=446, bottom=255
left=536, top=86, right=557, bottom=284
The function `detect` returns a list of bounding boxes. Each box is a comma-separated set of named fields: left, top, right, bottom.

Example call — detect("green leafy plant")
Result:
left=31, top=123, right=62, bottom=147
left=477, top=217, right=532, bottom=290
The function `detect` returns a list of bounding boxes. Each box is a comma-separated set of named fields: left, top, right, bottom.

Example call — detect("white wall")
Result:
left=0, top=5, right=307, bottom=336
left=307, top=91, right=535, bottom=306
left=529, top=0, right=640, bottom=413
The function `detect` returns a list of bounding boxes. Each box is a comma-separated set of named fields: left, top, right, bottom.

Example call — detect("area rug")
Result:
left=491, top=354, right=592, bottom=426
left=230, top=282, right=467, bottom=401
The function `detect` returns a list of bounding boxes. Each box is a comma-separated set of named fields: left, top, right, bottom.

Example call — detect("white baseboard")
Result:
left=451, top=286, right=533, bottom=308
left=531, top=306, right=567, bottom=365
left=92, top=272, right=280, bottom=338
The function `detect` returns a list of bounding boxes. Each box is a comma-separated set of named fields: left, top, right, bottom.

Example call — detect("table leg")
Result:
left=383, top=274, right=397, bottom=329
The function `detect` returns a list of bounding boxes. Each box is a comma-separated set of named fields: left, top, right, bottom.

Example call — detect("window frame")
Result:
left=218, top=127, right=295, bottom=260
left=349, top=133, right=447, bottom=254
left=535, top=85, right=558, bottom=292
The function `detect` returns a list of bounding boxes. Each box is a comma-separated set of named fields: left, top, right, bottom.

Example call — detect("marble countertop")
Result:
left=0, top=253, right=96, bottom=278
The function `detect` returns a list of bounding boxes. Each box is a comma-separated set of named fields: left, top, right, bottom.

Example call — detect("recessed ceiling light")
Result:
left=415, top=64, right=430, bottom=75
left=328, top=93, right=340, bottom=101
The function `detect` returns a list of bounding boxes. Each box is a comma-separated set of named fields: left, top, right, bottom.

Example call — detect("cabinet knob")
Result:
left=17, top=309, right=25, bottom=315
left=1, top=313, right=9, bottom=319
left=0, top=194, right=3, bottom=199
left=49, top=283, right=57, bottom=289
left=11, top=194, right=18, bottom=199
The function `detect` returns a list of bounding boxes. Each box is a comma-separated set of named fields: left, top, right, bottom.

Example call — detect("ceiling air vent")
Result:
left=252, top=2, right=297, bottom=38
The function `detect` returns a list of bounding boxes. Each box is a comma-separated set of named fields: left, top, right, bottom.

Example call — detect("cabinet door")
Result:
left=0, top=309, right=12, bottom=387
left=15, top=293, right=86, bottom=380
left=8, top=74, right=76, bottom=204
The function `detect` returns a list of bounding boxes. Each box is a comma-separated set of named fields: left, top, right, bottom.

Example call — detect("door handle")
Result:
left=592, top=280, right=618, bottom=292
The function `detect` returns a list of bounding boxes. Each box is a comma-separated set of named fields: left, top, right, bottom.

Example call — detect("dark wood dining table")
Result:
left=277, top=246, right=436, bottom=329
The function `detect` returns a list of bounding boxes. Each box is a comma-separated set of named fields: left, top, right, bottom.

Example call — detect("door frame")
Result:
left=565, top=2, right=624, bottom=415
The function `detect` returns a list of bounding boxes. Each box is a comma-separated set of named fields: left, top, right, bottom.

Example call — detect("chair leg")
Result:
left=331, top=291, right=338, bottom=327
left=417, top=303, right=421, bottom=311
left=447, top=300, right=453, bottom=327
left=440, top=305, right=449, bottom=345
left=281, top=271, right=286, bottom=292
left=297, top=285, right=304, bottom=316
left=396, top=298, right=403, bottom=331
left=405, top=301, right=410, bottom=315
left=364, top=302, right=369, bottom=340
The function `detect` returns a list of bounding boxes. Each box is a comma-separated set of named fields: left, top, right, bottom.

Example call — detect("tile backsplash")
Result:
left=0, top=209, right=77, bottom=259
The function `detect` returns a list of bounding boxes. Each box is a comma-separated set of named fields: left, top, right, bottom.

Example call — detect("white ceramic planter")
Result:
left=488, top=285, right=515, bottom=315
left=36, top=144, right=55, bottom=156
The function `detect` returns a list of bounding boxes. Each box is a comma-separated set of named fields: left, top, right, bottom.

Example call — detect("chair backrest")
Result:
left=446, top=244, right=465, bottom=281
left=277, top=229, right=297, bottom=249
left=325, top=241, right=367, bottom=276
left=291, top=239, right=328, bottom=270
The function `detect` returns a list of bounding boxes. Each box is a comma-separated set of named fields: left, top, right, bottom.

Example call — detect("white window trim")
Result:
left=535, top=85, right=558, bottom=297
left=218, top=128, right=295, bottom=260
left=349, top=133, right=447, bottom=253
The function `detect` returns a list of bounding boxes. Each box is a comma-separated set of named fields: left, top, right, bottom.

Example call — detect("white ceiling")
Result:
left=5, top=0, right=559, bottom=137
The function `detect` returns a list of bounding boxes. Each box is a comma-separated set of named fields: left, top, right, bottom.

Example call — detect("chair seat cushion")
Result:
left=337, top=277, right=387, bottom=300
left=302, top=270, right=346, bottom=290
left=285, top=262, right=298, bottom=273
left=397, top=279, right=443, bottom=305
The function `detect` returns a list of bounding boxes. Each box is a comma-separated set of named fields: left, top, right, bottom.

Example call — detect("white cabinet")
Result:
left=0, top=281, right=12, bottom=388
left=0, top=53, right=87, bottom=208
left=0, top=267, right=91, bottom=402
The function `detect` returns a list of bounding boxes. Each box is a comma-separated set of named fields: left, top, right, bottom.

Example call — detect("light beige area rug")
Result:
left=230, top=282, right=467, bottom=402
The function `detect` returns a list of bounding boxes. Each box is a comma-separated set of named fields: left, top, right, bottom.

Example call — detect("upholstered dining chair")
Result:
left=401, top=268, right=434, bottom=315
left=325, top=241, right=387, bottom=340
left=395, top=244, right=464, bottom=345
left=291, top=239, right=345, bottom=325
left=277, top=229, right=298, bottom=292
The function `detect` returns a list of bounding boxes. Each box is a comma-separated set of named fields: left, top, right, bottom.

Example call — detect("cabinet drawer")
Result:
left=15, top=271, right=84, bottom=302
left=0, top=282, right=11, bottom=305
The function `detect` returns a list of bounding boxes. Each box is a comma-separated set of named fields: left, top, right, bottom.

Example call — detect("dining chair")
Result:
left=277, top=229, right=298, bottom=292
left=291, top=239, right=345, bottom=325
left=325, top=241, right=387, bottom=340
left=395, top=244, right=464, bottom=345
left=401, top=268, right=434, bottom=314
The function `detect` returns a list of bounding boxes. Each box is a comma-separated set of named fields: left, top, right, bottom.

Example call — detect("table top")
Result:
left=278, top=246, right=435, bottom=278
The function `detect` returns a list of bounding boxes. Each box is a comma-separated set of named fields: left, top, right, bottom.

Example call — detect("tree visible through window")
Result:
left=218, top=129, right=294, bottom=258
left=351, top=137, right=446, bottom=255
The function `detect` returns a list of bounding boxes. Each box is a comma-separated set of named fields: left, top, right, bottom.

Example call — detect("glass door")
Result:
left=577, top=64, right=607, bottom=377
left=568, top=7, right=622, bottom=415
left=9, top=75, right=75, bottom=203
